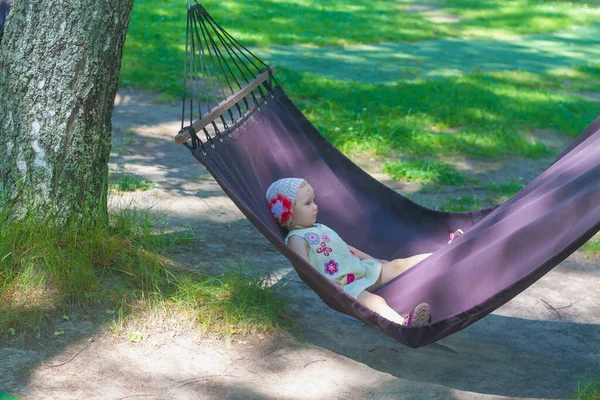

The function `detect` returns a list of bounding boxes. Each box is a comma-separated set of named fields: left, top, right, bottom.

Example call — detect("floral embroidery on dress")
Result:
left=316, top=242, right=332, bottom=257
left=346, top=274, right=355, bottom=285
left=304, top=232, right=320, bottom=245
left=324, top=260, right=338, bottom=275
left=321, top=234, right=330, bottom=243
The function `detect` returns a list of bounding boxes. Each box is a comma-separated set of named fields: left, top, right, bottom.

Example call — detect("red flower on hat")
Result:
left=269, top=193, right=293, bottom=225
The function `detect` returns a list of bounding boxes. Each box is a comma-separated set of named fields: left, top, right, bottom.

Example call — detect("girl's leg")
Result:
left=357, top=291, right=405, bottom=325
left=372, top=253, right=433, bottom=290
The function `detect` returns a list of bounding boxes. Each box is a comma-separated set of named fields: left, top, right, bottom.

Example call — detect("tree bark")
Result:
left=0, top=0, right=133, bottom=223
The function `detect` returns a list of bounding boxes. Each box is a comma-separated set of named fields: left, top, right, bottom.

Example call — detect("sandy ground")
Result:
left=1, top=88, right=599, bottom=400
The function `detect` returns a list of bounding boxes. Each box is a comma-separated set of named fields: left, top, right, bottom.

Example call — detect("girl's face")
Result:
left=290, top=183, right=318, bottom=228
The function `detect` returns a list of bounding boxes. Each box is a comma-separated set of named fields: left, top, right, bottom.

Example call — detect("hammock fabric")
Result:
left=177, top=3, right=600, bottom=348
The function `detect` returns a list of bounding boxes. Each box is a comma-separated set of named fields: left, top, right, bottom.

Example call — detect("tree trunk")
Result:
left=0, top=0, right=134, bottom=223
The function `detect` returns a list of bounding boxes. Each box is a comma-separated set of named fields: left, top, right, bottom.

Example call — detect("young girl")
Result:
left=266, top=178, right=461, bottom=327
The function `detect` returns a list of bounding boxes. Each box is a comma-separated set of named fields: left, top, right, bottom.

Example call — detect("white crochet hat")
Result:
left=266, top=178, right=305, bottom=227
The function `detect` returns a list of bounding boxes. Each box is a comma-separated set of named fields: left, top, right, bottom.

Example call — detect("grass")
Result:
left=109, top=173, right=157, bottom=192
left=124, top=0, right=600, bottom=48
left=121, top=0, right=600, bottom=96
left=435, top=181, right=525, bottom=212
left=278, top=67, right=599, bottom=158
left=581, top=233, right=600, bottom=258
left=0, top=208, right=291, bottom=341
left=383, top=159, right=470, bottom=185
left=440, top=195, right=482, bottom=212
left=574, top=372, right=600, bottom=399
left=486, top=180, right=526, bottom=203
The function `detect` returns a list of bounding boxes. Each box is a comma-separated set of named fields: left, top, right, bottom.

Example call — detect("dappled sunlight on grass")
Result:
left=278, top=67, right=598, bottom=159
left=260, top=26, right=600, bottom=85
left=121, top=1, right=600, bottom=98
left=120, top=0, right=439, bottom=93
left=443, top=0, right=600, bottom=38
left=383, top=159, right=471, bottom=185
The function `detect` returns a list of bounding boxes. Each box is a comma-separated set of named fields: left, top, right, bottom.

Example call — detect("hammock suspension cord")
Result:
left=178, top=1, right=276, bottom=151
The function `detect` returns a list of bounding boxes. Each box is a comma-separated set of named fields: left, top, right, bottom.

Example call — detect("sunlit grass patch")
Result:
left=279, top=67, right=597, bottom=160
left=0, top=209, right=291, bottom=341
left=105, top=267, right=292, bottom=339
left=109, top=174, right=157, bottom=192
left=383, top=159, right=470, bottom=185
left=172, top=269, right=291, bottom=336
left=441, top=0, right=600, bottom=38
left=440, top=195, right=482, bottom=212
left=478, top=65, right=600, bottom=94
left=124, top=0, right=600, bottom=49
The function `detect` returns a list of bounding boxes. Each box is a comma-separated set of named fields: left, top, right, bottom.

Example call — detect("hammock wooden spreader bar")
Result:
left=175, top=66, right=276, bottom=144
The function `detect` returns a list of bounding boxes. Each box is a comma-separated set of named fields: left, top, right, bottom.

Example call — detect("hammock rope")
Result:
left=178, top=2, right=276, bottom=151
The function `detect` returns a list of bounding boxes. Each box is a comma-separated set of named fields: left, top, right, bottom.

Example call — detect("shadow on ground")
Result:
left=258, top=24, right=600, bottom=83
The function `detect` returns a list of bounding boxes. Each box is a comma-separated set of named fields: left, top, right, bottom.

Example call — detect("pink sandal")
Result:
left=402, top=303, right=431, bottom=327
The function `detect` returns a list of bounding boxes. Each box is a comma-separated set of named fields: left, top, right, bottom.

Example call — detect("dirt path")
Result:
left=1, top=88, right=599, bottom=400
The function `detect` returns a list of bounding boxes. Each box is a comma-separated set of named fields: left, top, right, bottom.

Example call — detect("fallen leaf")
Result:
left=129, top=331, right=142, bottom=343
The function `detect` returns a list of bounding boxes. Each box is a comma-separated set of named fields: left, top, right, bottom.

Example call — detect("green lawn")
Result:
left=127, top=0, right=600, bottom=48
left=277, top=67, right=599, bottom=157
left=121, top=0, right=600, bottom=95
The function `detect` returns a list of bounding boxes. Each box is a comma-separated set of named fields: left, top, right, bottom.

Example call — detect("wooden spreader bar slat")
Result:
left=175, top=66, right=276, bottom=144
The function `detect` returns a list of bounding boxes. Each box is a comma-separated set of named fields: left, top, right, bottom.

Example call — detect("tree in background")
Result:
left=0, top=0, right=134, bottom=224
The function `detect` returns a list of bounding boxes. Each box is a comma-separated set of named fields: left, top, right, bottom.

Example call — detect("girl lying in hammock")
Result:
left=266, top=178, right=463, bottom=327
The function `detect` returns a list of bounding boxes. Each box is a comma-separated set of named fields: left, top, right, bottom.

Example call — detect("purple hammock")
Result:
left=176, top=3, right=600, bottom=348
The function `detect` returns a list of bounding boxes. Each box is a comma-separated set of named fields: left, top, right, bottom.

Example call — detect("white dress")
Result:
left=285, top=223, right=382, bottom=299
